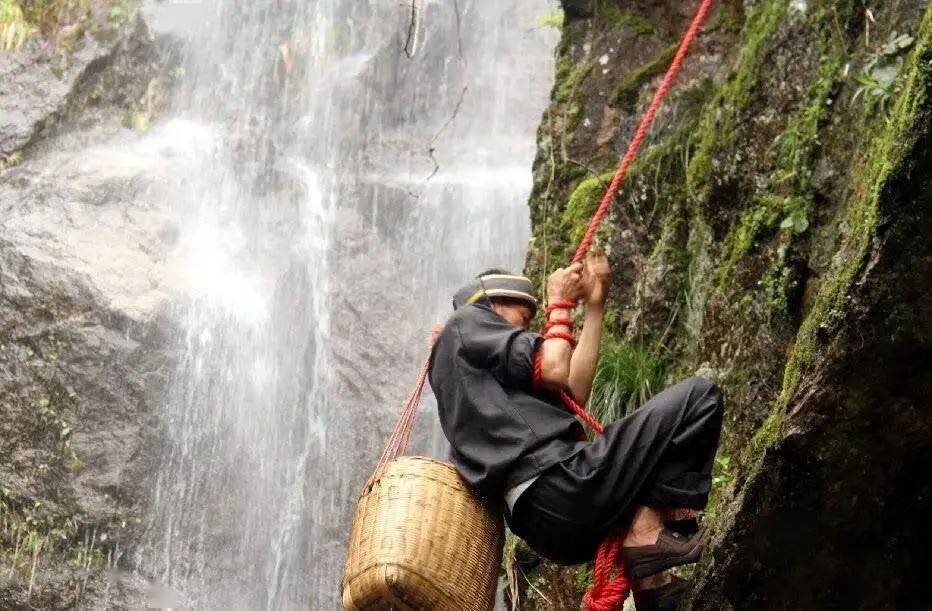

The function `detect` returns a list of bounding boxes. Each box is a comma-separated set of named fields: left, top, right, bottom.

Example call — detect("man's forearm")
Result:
left=537, top=306, right=573, bottom=388
left=567, top=302, right=605, bottom=404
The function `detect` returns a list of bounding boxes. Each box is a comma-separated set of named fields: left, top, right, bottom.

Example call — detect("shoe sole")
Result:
left=626, top=543, right=702, bottom=579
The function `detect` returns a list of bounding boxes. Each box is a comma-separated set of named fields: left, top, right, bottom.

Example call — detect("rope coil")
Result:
left=378, top=0, right=715, bottom=607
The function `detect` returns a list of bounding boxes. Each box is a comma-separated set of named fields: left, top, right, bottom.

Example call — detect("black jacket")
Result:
left=428, top=303, right=585, bottom=499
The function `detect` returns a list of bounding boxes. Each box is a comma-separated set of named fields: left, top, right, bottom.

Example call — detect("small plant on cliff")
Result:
left=589, top=336, right=665, bottom=423
left=0, top=0, right=33, bottom=50
left=536, top=9, right=563, bottom=30
left=852, top=30, right=915, bottom=115
left=107, top=2, right=131, bottom=29
left=705, top=454, right=734, bottom=521
left=0, top=0, right=95, bottom=47
left=22, top=0, right=89, bottom=31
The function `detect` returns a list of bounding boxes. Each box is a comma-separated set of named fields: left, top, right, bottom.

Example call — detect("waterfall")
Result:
left=139, top=1, right=557, bottom=607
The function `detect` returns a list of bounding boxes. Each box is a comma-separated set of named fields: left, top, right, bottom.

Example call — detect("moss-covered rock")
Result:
left=516, top=0, right=932, bottom=608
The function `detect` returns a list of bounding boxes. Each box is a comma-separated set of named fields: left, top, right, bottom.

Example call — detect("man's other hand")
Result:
left=581, top=253, right=611, bottom=306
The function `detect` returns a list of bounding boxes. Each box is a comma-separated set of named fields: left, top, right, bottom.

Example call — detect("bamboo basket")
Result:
left=342, top=456, right=504, bottom=610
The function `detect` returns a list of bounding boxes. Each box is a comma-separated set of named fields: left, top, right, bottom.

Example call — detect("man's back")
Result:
left=428, top=303, right=585, bottom=499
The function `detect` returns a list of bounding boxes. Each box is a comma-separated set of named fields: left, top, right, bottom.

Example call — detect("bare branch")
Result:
left=401, top=1, right=420, bottom=59
left=425, top=86, right=469, bottom=182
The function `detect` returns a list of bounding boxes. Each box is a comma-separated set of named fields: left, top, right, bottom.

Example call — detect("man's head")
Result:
left=489, top=296, right=535, bottom=330
left=452, top=268, right=537, bottom=329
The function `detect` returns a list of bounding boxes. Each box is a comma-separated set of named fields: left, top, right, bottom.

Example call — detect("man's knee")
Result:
left=684, top=375, right=721, bottom=398
left=638, top=377, right=723, bottom=424
left=682, top=376, right=724, bottom=417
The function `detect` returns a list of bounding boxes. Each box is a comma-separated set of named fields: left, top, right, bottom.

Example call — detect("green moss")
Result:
left=722, top=5, right=932, bottom=485
left=687, top=0, right=789, bottom=203
left=20, top=0, right=91, bottom=28
left=720, top=197, right=787, bottom=266
left=609, top=43, right=678, bottom=110
left=574, top=564, right=594, bottom=592
left=715, top=195, right=805, bottom=287
left=681, top=220, right=714, bottom=348
left=536, top=9, right=564, bottom=30
left=712, top=8, right=844, bottom=296
left=554, top=60, right=593, bottom=104
left=780, top=4, right=932, bottom=406
left=561, top=172, right=613, bottom=245
left=772, top=53, right=844, bottom=190
left=67, top=542, right=107, bottom=568
left=730, top=407, right=785, bottom=490
left=501, top=531, right=518, bottom=597
left=598, top=1, right=655, bottom=36
left=758, top=253, right=793, bottom=315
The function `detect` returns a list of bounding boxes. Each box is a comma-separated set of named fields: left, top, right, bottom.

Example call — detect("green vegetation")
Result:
left=21, top=0, right=90, bottom=29
left=573, top=564, right=594, bottom=592
left=501, top=533, right=523, bottom=606
left=537, top=9, right=564, bottom=30
left=711, top=6, right=846, bottom=321
left=520, top=0, right=931, bottom=604
left=550, top=58, right=593, bottom=135
left=717, top=3, right=932, bottom=500
left=711, top=454, right=733, bottom=490
left=597, top=1, right=655, bottom=36
left=33, top=371, right=83, bottom=472
left=106, top=0, right=134, bottom=30
left=68, top=541, right=106, bottom=568
left=0, top=0, right=134, bottom=50
left=686, top=0, right=788, bottom=203
left=0, top=0, right=32, bottom=49
left=554, top=59, right=593, bottom=106
left=853, top=30, right=916, bottom=115
left=609, top=43, right=677, bottom=111
left=715, top=195, right=806, bottom=287
left=772, top=53, right=844, bottom=190
left=560, top=171, right=613, bottom=246
left=588, top=335, right=666, bottom=423
left=0, top=490, right=107, bottom=588
left=779, top=4, right=932, bottom=407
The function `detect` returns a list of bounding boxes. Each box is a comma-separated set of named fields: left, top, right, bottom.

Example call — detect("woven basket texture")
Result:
left=342, top=456, right=503, bottom=610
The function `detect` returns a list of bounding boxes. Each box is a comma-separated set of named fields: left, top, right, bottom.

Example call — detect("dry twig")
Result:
left=425, top=86, right=469, bottom=181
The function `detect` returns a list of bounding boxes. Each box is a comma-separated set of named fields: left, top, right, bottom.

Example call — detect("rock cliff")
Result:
left=513, top=1, right=932, bottom=608
left=0, top=3, right=177, bottom=606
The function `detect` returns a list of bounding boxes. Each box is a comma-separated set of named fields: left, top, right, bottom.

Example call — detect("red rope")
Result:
left=545, top=300, right=579, bottom=316
left=542, top=318, right=575, bottom=334
left=379, top=1, right=715, bottom=608
left=571, top=0, right=716, bottom=265
left=551, top=1, right=715, bottom=607
left=377, top=357, right=431, bottom=467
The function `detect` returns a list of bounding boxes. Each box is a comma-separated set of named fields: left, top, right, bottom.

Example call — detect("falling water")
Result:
left=139, top=1, right=557, bottom=608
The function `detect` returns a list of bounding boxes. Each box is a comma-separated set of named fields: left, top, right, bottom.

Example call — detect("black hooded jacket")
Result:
left=428, top=303, right=586, bottom=499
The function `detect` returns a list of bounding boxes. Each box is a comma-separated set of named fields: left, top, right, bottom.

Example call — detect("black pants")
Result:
left=506, top=377, right=724, bottom=565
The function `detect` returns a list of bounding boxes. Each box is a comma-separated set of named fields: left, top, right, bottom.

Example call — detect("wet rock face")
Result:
left=0, top=243, right=161, bottom=608
left=0, top=14, right=166, bottom=158
left=516, top=0, right=932, bottom=608
left=0, top=11, right=178, bottom=607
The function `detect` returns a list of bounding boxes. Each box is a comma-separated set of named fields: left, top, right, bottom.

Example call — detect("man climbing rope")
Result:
left=428, top=257, right=724, bottom=610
